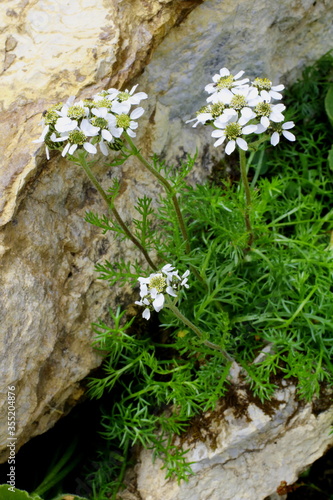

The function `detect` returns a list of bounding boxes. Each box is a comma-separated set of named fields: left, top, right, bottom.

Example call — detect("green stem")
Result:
left=165, top=299, right=234, bottom=363
left=239, top=148, right=254, bottom=248
left=77, top=152, right=157, bottom=270
left=123, top=132, right=191, bottom=254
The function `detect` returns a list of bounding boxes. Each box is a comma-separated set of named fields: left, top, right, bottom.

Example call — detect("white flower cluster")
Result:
left=187, top=68, right=295, bottom=154
left=135, top=264, right=190, bottom=320
left=33, top=85, right=148, bottom=159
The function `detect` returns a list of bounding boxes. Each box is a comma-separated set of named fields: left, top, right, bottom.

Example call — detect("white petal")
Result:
left=197, top=113, right=212, bottom=124
left=270, top=112, right=285, bottom=123
left=129, top=84, right=139, bottom=95
left=162, top=264, right=174, bottom=273
left=130, top=92, right=148, bottom=104
left=62, top=142, right=71, bottom=157
left=282, top=130, right=296, bottom=142
left=234, top=70, right=245, bottom=80
left=68, top=144, right=78, bottom=155
left=142, top=308, right=151, bottom=320
left=211, top=129, right=225, bottom=138
left=126, top=128, right=136, bottom=137
left=214, top=136, right=226, bottom=147
left=81, top=119, right=99, bottom=136
left=282, top=121, right=295, bottom=130
left=236, top=137, right=248, bottom=151
left=273, top=103, right=286, bottom=113
left=241, top=107, right=254, bottom=118
left=102, top=129, right=113, bottom=141
left=130, top=107, right=144, bottom=120
left=270, top=132, right=280, bottom=146
left=242, top=124, right=257, bottom=135
left=139, top=283, right=148, bottom=297
left=110, top=126, right=122, bottom=138
left=210, top=88, right=233, bottom=104
left=112, top=101, right=131, bottom=114
left=204, top=83, right=216, bottom=94
left=100, top=140, right=109, bottom=156
left=261, top=116, right=270, bottom=129
left=255, top=123, right=266, bottom=134
left=153, top=293, right=165, bottom=312
left=84, top=142, right=97, bottom=154
left=225, top=140, right=236, bottom=155
left=92, top=107, right=107, bottom=118
left=166, top=286, right=177, bottom=297
left=261, top=90, right=271, bottom=102
left=270, top=90, right=283, bottom=100
left=55, top=117, right=77, bottom=132
left=129, top=121, right=138, bottom=130
left=219, top=67, right=230, bottom=77
left=272, top=84, right=284, bottom=91
left=233, top=78, right=249, bottom=87
left=52, top=135, right=68, bottom=142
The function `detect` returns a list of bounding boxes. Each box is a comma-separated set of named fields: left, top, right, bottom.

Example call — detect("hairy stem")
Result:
left=165, top=299, right=235, bottom=363
left=239, top=148, right=254, bottom=248
left=78, top=152, right=157, bottom=270
left=123, top=132, right=191, bottom=254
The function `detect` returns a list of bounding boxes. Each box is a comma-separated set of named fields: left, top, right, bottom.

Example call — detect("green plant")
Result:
left=33, top=52, right=333, bottom=499
left=0, top=484, right=88, bottom=500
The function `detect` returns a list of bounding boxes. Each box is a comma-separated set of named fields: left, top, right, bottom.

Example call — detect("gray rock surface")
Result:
left=120, top=376, right=333, bottom=500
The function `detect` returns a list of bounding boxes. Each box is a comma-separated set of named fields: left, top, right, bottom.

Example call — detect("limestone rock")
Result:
left=1, top=0, right=333, bottom=464
left=138, top=0, right=333, bottom=166
left=0, top=0, right=202, bottom=462
left=120, top=379, right=333, bottom=500
left=0, top=0, right=202, bottom=227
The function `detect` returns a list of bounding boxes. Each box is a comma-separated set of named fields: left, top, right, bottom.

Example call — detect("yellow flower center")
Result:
left=91, top=117, right=108, bottom=129
left=118, top=92, right=130, bottom=102
left=68, top=130, right=86, bottom=145
left=116, top=114, right=130, bottom=129
left=217, top=75, right=234, bottom=89
left=149, top=275, right=166, bottom=292
left=230, top=95, right=247, bottom=110
left=253, top=77, right=272, bottom=91
left=211, top=103, right=225, bottom=117
left=254, top=102, right=272, bottom=117
left=225, top=123, right=242, bottom=140
left=67, top=105, right=86, bottom=119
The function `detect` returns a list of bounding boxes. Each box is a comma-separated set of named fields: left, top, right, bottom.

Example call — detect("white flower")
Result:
left=91, top=107, right=114, bottom=142
left=252, top=77, right=284, bottom=101
left=135, top=265, right=190, bottom=320
left=180, top=270, right=190, bottom=288
left=212, top=114, right=257, bottom=154
left=270, top=121, right=296, bottom=146
left=186, top=103, right=227, bottom=127
left=55, top=97, right=89, bottom=133
left=207, top=84, right=260, bottom=109
left=110, top=84, right=148, bottom=106
left=254, top=102, right=286, bottom=131
left=55, top=116, right=78, bottom=133
left=52, top=119, right=99, bottom=157
left=108, top=107, right=145, bottom=138
left=205, top=68, right=249, bottom=95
